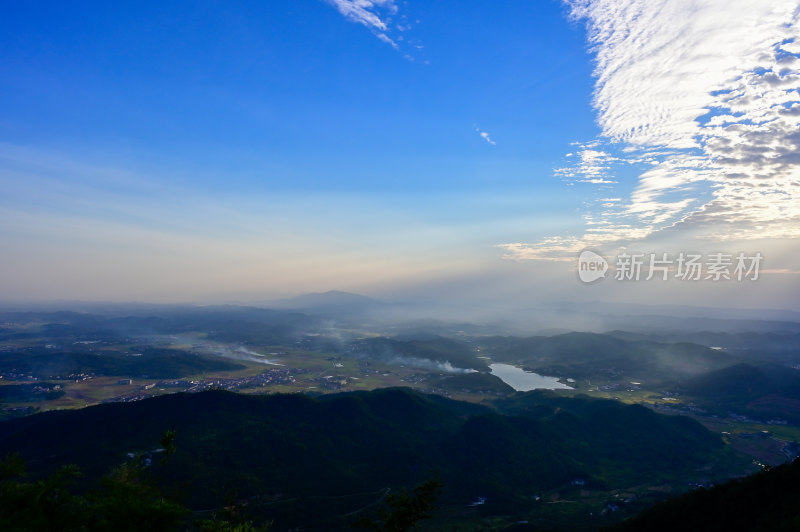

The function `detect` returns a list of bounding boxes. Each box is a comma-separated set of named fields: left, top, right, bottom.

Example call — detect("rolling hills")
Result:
left=0, top=387, right=746, bottom=530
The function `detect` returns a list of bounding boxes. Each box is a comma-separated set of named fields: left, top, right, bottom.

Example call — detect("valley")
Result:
left=1, top=301, right=799, bottom=530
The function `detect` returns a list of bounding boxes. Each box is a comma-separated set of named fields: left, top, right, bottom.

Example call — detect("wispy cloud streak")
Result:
left=325, top=0, right=423, bottom=56
left=474, top=125, right=496, bottom=145
left=326, top=0, right=394, bottom=31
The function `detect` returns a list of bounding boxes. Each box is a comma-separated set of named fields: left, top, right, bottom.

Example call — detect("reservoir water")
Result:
left=489, top=363, right=572, bottom=391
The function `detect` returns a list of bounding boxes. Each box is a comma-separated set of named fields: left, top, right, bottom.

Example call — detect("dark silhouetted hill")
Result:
left=606, top=458, right=800, bottom=532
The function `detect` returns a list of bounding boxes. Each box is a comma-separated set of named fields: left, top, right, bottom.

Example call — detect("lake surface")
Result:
left=489, top=363, right=572, bottom=391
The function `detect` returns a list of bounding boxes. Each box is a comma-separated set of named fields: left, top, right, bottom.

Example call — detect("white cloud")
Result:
left=325, top=0, right=422, bottom=55
left=497, top=237, right=582, bottom=262
left=326, top=0, right=395, bottom=31
left=555, top=145, right=621, bottom=183
left=474, top=125, right=496, bottom=145
left=375, top=32, right=399, bottom=49
left=505, top=0, right=800, bottom=260
left=480, top=132, right=495, bottom=145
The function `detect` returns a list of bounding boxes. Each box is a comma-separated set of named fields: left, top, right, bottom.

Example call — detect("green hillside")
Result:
left=607, top=457, right=800, bottom=532
left=0, top=388, right=745, bottom=530
left=434, top=372, right=514, bottom=394
left=0, top=347, right=245, bottom=379
left=681, top=363, right=800, bottom=423
left=480, top=333, right=736, bottom=384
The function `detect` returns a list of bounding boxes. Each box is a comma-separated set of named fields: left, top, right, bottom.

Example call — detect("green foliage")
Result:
left=162, top=429, right=177, bottom=463
left=0, top=431, right=282, bottom=531
left=0, top=452, right=25, bottom=480
left=87, top=457, right=187, bottom=531
left=355, top=476, right=444, bottom=532
left=0, top=452, right=88, bottom=531
left=0, top=439, right=186, bottom=531
left=681, top=363, right=800, bottom=423
left=435, top=372, right=514, bottom=394
left=196, top=500, right=272, bottom=532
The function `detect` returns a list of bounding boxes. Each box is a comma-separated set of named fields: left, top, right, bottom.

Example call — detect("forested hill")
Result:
left=0, top=388, right=740, bottom=530
left=606, top=457, right=800, bottom=532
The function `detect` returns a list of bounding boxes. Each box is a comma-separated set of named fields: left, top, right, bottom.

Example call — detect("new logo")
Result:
left=577, top=250, right=608, bottom=283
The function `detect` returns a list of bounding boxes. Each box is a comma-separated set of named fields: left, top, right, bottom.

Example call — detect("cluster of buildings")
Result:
left=104, top=368, right=301, bottom=403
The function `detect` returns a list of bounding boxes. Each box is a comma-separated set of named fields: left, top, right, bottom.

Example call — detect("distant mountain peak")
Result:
left=272, top=290, right=379, bottom=309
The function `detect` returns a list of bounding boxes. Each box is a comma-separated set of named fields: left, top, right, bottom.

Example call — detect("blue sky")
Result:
left=1, top=1, right=799, bottom=309
left=1, top=1, right=593, bottom=191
